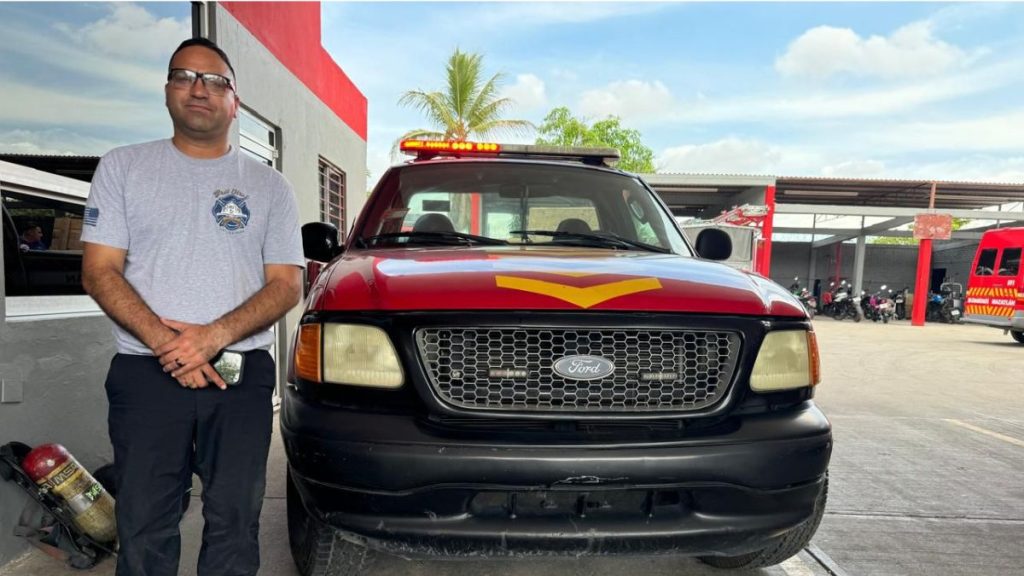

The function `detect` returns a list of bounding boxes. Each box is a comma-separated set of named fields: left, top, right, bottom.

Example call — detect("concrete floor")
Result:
left=2, top=319, right=1022, bottom=576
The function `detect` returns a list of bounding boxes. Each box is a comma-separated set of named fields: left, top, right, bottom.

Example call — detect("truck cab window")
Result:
left=3, top=191, right=87, bottom=296
left=998, top=248, right=1021, bottom=276
left=975, top=248, right=997, bottom=276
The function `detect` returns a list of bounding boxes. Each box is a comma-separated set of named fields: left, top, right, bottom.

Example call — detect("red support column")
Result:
left=912, top=182, right=939, bottom=327
left=470, top=193, right=481, bottom=235
left=758, top=185, right=776, bottom=276
left=911, top=239, right=932, bottom=326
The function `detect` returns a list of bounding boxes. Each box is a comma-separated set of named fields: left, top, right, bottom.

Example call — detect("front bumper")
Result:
left=281, top=387, right=832, bottom=557
left=963, top=312, right=1024, bottom=331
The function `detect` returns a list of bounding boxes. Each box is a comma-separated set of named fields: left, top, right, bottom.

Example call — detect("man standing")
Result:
left=81, top=38, right=303, bottom=576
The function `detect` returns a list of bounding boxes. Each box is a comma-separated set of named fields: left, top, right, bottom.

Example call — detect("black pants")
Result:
left=105, top=351, right=275, bottom=576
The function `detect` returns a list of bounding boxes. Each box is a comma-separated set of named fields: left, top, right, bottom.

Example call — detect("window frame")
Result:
left=997, top=247, right=1022, bottom=277
left=1, top=161, right=100, bottom=320
left=318, top=158, right=346, bottom=236
left=975, top=248, right=998, bottom=276
left=239, top=107, right=279, bottom=168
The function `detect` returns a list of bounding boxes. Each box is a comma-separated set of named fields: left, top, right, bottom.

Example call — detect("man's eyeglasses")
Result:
left=167, top=68, right=235, bottom=96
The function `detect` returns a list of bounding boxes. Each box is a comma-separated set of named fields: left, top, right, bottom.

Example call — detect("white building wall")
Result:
left=213, top=5, right=368, bottom=388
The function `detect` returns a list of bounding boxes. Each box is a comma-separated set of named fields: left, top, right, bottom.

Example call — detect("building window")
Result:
left=319, top=159, right=345, bottom=234
left=239, top=108, right=278, bottom=167
left=3, top=191, right=87, bottom=297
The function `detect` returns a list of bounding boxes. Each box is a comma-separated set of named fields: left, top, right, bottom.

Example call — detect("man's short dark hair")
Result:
left=21, top=222, right=41, bottom=235
left=169, top=37, right=236, bottom=79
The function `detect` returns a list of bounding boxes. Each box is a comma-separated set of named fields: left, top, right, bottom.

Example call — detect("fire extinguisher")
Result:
left=21, top=444, right=117, bottom=544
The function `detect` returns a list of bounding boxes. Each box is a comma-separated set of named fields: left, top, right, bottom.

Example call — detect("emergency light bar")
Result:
left=400, top=140, right=501, bottom=153
left=399, top=139, right=621, bottom=167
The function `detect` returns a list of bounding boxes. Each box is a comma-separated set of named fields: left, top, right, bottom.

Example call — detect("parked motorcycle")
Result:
left=790, top=277, right=817, bottom=318
left=828, top=281, right=861, bottom=322
left=893, top=287, right=908, bottom=320
left=940, top=282, right=964, bottom=324
left=877, top=288, right=895, bottom=323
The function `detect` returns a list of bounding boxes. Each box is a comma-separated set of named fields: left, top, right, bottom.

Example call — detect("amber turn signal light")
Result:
left=294, top=324, right=322, bottom=383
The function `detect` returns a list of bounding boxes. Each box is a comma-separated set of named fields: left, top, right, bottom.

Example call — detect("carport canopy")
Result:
left=643, top=173, right=1024, bottom=325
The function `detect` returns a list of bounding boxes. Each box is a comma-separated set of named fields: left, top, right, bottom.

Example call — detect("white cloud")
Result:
left=468, top=3, right=667, bottom=28
left=883, top=156, right=1024, bottom=183
left=853, top=109, right=1024, bottom=154
left=776, top=22, right=971, bottom=80
left=675, top=59, right=1022, bottom=124
left=501, top=74, right=547, bottom=111
left=55, top=3, right=190, bottom=62
left=0, top=5, right=185, bottom=96
left=821, top=159, right=888, bottom=178
left=658, top=138, right=787, bottom=175
left=579, top=80, right=674, bottom=122
left=816, top=155, right=1024, bottom=183
left=0, top=128, right=118, bottom=156
left=0, top=78, right=166, bottom=129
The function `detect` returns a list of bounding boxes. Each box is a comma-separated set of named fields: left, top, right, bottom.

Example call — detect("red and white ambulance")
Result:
left=964, top=227, right=1024, bottom=343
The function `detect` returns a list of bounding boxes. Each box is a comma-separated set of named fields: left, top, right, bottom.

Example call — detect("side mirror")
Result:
left=694, top=228, right=732, bottom=261
left=302, top=222, right=342, bottom=262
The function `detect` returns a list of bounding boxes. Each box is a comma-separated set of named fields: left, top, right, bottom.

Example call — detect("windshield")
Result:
left=357, top=162, right=692, bottom=255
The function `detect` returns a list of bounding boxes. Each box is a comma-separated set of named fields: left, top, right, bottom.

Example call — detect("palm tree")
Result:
left=395, top=49, right=534, bottom=152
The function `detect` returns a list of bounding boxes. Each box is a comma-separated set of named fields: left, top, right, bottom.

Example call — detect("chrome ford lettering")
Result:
left=553, top=355, right=615, bottom=381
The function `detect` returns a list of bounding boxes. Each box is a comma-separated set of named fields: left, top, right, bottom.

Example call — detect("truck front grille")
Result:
left=415, top=328, right=740, bottom=413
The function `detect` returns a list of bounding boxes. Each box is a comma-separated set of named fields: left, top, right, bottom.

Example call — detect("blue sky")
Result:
left=0, top=2, right=189, bottom=155
left=2, top=2, right=1022, bottom=187
left=321, top=1, right=1024, bottom=183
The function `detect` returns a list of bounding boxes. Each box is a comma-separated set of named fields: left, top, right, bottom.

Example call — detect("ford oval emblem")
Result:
left=553, top=355, right=615, bottom=381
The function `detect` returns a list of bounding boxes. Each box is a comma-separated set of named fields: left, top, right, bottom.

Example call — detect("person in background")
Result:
left=19, top=222, right=46, bottom=251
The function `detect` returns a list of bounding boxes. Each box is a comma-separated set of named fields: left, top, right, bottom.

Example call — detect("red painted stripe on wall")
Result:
left=222, top=1, right=367, bottom=140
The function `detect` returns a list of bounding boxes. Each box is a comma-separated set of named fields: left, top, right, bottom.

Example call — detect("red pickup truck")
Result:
left=282, top=140, right=831, bottom=575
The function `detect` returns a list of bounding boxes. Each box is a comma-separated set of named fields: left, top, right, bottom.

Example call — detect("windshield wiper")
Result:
left=362, top=231, right=509, bottom=247
left=509, top=230, right=670, bottom=253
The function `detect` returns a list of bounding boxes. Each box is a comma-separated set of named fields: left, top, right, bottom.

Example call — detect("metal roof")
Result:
left=640, top=171, right=1024, bottom=218
left=0, top=154, right=100, bottom=183
left=775, top=176, right=1024, bottom=211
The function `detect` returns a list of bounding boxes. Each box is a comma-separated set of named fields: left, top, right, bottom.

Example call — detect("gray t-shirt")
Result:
left=82, top=139, right=304, bottom=355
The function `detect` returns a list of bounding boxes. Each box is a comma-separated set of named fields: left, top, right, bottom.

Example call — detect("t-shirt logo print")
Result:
left=211, top=189, right=251, bottom=232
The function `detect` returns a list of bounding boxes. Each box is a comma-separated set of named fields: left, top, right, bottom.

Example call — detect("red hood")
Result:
left=306, top=246, right=805, bottom=317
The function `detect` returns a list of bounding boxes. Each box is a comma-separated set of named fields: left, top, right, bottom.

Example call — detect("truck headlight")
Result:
left=293, top=323, right=404, bottom=388
left=750, top=330, right=820, bottom=392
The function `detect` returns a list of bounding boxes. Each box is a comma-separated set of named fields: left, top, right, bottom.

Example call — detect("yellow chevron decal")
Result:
left=495, top=276, right=663, bottom=309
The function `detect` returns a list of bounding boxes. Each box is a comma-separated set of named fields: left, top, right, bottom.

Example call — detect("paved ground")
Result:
left=2, top=319, right=1022, bottom=576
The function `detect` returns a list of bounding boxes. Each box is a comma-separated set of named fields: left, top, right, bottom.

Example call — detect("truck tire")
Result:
left=699, top=474, right=828, bottom=570
left=287, top=470, right=372, bottom=576
left=1011, top=331, right=1024, bottom=344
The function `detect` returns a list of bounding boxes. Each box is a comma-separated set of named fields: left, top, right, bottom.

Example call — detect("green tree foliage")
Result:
left=871, top=217, right=970, bottom=245
left=536, top=106, right=655, bottom=173
left=395, top=49, right=534, bottom=151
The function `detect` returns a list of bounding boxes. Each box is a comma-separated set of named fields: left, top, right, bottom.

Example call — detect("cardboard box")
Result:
left=50, top=217, right=71, bottom=250
left=66, top=218, right=84, bottom=251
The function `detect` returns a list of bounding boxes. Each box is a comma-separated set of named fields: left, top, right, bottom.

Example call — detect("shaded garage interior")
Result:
left=645, top=173, right=1024, bottom=308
